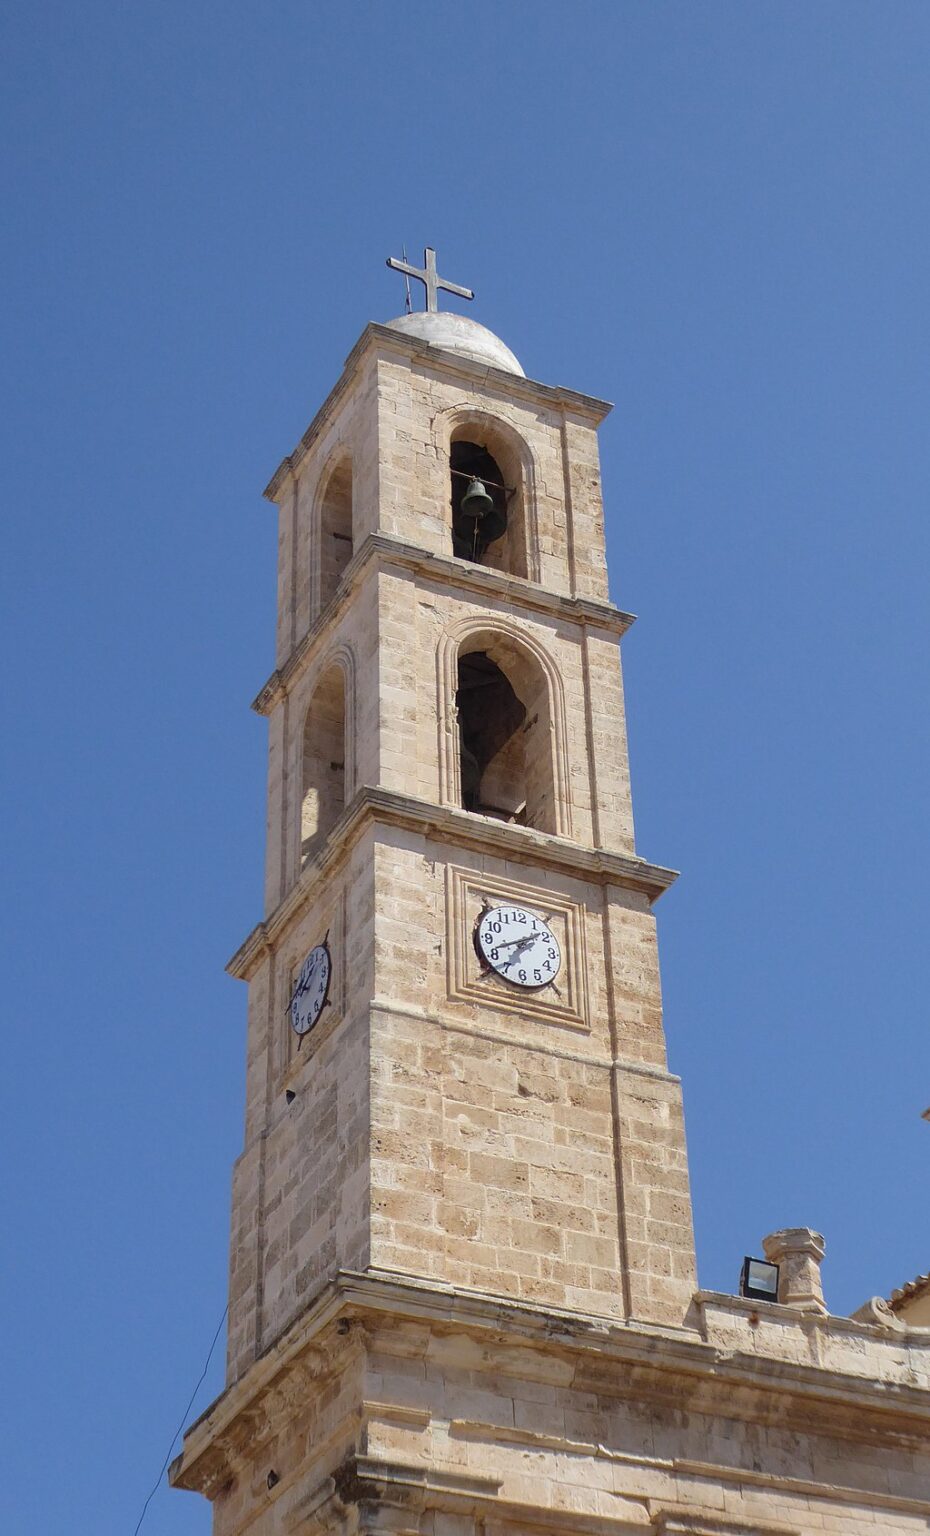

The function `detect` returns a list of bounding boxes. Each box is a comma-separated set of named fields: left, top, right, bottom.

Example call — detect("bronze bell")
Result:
left=460, top=476, right=495, bottom=521
left=459, top=476, right=507, bottom=548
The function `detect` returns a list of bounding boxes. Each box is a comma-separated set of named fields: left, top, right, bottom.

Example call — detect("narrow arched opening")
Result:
left=457, top=651, right=527, bottom=823
left=455, top=634, right=555, bottom=832
left=449, top=424, right=528, bottom=578
left=301, top=664, right=346, bottom=864
left=319, top=457, right=353, bottom=598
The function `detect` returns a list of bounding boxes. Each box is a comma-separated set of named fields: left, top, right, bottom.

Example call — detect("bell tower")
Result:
left=172, top=258, right=930, bottom=1536
left=172, top=259, right=700, bottom=1529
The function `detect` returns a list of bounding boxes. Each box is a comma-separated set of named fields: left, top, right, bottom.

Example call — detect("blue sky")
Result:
left=2, top=4, right=928, bottom=1532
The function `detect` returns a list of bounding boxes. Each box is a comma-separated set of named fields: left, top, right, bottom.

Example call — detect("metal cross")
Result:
left=385, top=246, right=474, bottom=313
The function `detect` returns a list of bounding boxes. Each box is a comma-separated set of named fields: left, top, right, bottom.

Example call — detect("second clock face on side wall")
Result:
left=289, top=941, right=332, bottom=1037
left=475, top=905, right=562, bottom=989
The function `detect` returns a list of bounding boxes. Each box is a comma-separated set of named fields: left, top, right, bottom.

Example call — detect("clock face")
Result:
left=289, top=941, right=332, bottom=1037
left=475, top=905, right=562, bottom=989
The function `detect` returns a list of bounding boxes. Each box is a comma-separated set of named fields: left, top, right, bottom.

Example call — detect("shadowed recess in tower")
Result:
left=301, top=665, right=346, bottom=863
left=319, top=456, right=353, bottom=596
left=447, top=422, right=528, bottom=579
left=455, top=636, right=555, bottom=832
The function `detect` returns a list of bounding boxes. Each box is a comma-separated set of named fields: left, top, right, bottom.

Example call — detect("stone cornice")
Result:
left=251, top=532, right=634, bottom=716
left=227, top=787, right=677, bottom=980
left=170, top=1269, right=930, bottom=1505
left=292, top=1460, right=651, bottom=1536
left=263, top=323, right=613, bottom=502
left=330, top=1456, right=655, bottom=1535
left=263, top=326, right=376, bottom=504
left=308, top=1461, right=803, bottom=1536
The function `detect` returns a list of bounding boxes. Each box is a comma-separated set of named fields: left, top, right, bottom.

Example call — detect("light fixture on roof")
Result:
left=739, top=1255, right=780, bottom=1303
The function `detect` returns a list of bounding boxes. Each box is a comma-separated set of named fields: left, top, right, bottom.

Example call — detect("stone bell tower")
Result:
left=172, top=255, right=930, bottom=1536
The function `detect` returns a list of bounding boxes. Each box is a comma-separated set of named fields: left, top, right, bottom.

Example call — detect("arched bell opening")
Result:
left=318, top=456, right=353, bottom=603
left=449, top=424, right=529, bottom=578
left=301, top=663, right=346, bottom=865
left=455, top=635, right=556, bottom=833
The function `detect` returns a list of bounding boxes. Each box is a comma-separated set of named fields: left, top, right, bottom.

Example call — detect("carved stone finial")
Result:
left=762, top=1227, right=827, bottom=1314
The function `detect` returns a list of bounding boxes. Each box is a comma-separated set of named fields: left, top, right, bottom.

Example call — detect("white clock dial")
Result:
left=289, top=941, right=332, bottom=1037
left=475, top=905, right=561, bottom=990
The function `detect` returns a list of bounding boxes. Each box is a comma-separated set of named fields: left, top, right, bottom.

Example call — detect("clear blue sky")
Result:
left=2, top=4, right=928, bottom=1532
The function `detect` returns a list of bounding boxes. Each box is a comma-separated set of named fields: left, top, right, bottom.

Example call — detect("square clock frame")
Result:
left=445, top=864, right=590, bottom=1032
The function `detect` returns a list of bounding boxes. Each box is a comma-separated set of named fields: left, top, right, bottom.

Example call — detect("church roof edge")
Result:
left=888, top=1273, right=930, bottom=1313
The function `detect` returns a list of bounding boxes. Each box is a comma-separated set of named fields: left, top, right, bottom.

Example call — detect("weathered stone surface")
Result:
left=762, top=1229, right=827, bottom=1315
left=170, top=318, right=930, bottom=1535
left=173, top=1274, right=930, bottom=1536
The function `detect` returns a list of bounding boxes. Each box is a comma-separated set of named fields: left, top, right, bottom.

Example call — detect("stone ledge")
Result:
left=296, top=1459, right=651, bottom=1536
left=227, top=787, right=677, bottom=980
left=169, top=1268, right=930, bottom=1502
left=655, top=1515, right=797, bottom=1536
left=452, top=1418, right=930, bottom=1523
left=695, top=1285, right=930, bottom=1344
left=251, top=531, right=634, bottom=716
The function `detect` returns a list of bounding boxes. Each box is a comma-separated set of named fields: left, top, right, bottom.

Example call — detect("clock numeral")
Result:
left=290, top=942, right=332, bottom=1035
left=475, top=905, right=562, bottom=989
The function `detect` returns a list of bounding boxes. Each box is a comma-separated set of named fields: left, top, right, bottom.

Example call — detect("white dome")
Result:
left=385, top=311, right=524, bottom=376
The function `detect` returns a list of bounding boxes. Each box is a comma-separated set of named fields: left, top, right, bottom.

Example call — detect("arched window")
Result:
left=318, top=456, right=353, bottom=601
left=449, top=422, right=529, bottom=579
left=301, top=663, right=346, bottom=864
left=455, top=633, right=555, bottom=833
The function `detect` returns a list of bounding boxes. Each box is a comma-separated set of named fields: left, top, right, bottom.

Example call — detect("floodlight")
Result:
left=739, top=1255, right=780, bottom=1303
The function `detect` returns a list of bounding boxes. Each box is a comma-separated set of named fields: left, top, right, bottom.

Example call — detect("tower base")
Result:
left=170, top=1270, right=930, bottom=1536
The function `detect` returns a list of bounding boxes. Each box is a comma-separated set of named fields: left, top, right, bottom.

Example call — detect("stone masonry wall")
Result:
left=370, top=348, right=610, bottom=604
left=367, top=832, right=696, bottom=1327
left=377, top=567, right=636, bottom=856
left=226, top=832, right=376, bottom=1382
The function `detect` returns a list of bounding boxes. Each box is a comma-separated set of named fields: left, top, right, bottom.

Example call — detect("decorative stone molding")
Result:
left=171, top=1268, right=930, bottom=1507
left=226, top=787, right=678, bottom=981
left=252, top=533, right=633, bottom=718
left=849, top=1295, right=907, bottom=1331
left=654, top=1515, right=798, bottom=1536
left=169, top=1310, right=366, bottom=1498
left=333, top=1453, right=502, bottom=1510
left=444, top=862, right=589, bottom=1031
left=294, top=637, right=357, bottom=866
left=436, top=611, right=573, bottom=837
left=762, top=1227, right=827, bottom=1314
left=308, top=445, right=354, bottom=623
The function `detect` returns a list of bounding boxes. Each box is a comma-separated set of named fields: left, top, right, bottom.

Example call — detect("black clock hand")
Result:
left=298, top=963, right=321, bottom=995
left=501, top=931, right=544, bottom=966
left=493, top=928, right=543, bottom=952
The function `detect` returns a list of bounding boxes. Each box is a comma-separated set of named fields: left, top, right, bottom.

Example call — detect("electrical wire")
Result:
left=132, top=1303, right=229, bottom=1536
left=402, top=242, right=412, bottom=313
